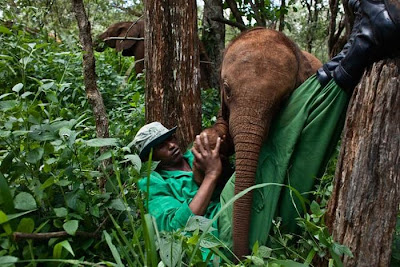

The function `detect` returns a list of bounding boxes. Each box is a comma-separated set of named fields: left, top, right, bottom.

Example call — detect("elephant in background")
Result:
left=95, top=20, right=145, bottom=76
left=203, top=27, right=321, bottom=258
left=95, top=20, right=217, bottom=89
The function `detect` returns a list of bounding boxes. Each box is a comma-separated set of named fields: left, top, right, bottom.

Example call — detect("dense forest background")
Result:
left=0, top=0, right=399, bottom=266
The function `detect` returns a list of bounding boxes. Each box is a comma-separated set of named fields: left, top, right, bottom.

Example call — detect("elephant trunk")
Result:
left=230, top=115, right=269, bottom=258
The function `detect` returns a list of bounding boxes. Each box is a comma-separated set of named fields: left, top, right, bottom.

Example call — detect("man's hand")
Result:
left=192, top=133, right=222, bottom=179
left=189, top=133, right=223, bottom=215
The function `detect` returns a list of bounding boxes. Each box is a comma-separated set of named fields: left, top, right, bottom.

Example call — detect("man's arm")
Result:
left=190, top=133, right=222, bottom=215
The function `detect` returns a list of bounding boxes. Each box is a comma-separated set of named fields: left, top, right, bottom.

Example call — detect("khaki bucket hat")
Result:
left=133, top=122, right=177, bottom=159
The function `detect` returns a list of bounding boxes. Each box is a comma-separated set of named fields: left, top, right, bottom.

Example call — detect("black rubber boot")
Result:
left=333, top=0, right=400, bottom=92
left=316, top=0, right=362, bottom=87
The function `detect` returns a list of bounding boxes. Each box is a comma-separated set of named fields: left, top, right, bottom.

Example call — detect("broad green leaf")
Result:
left=104, top=230, right=124, bottom=267
left=54, top=207, right=68, bottom=217
left=0, top=172, right=14, bottom=213
left=199, top=233, right=220, bottom=248
left=310, top=200, right=322, bottom=216
left=46, top=91, right=58, bottom=103
left=40, top=81, right=55, bottom=90
left=28, top=130, right=57, bottom=141
left=0, top=210, right=12, bottom=234
left=0, top=100, right=18, bottom=111
left=332, top=242, right=353, bottom=257
left=16, top=217, right=35, bottom=233
left=0, top=256, right=18, bottom=267
left=26, top=147, right=44, bottom=164
left=14, top=192, right=37, bottom=210
left=109, top=199, right=126, bottom=211
left=0, top=93, right=13, bottom=100
left=12, top=83, right=23, bottom=93
left=89, top=205, right=99, bottom=217
left=97, top=150, right=112, bottom=161
left=85, top=138, right=119, bottom=147
left=0, top=26, right=12, bottom=34
left=245, top=255, right=264, bottom=266
left=271, top=259, right=309, bottom=267
left=21, top=91, right=33, bottom=98
left=258, top=246, right=272, bottom=258
left=0, top=130, right=11, bottom=138
left=53, top=240, right=75, bottom=258
left=63, top=220, right=78, bottom=236
left=40, top=177, right=55, bottom=189
left=124, top=154, right=141, bottom=172
left=159, top=236, right=182, bottom=267
left=185, top=216, right=216, bottom=233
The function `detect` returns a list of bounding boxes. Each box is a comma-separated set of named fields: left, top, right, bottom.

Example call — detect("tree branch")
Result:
left=248, top=0, right=265, bottom=26
left=72, top=0, right=111, bottom=189
left=211, top=16, right=248, bottom=31
left=225, top=0, right=246, bottom=26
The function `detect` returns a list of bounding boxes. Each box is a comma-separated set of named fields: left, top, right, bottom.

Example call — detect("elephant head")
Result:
left=219, top=28, right=321, bottom=257
left=95, top=20, right=145, bottom=75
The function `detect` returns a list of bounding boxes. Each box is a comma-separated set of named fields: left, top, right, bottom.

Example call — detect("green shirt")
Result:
left=138, top=150, right=221, bottom=232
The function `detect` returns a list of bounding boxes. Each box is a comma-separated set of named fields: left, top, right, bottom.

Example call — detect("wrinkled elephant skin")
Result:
left=219, top=28, right=321, bottom=257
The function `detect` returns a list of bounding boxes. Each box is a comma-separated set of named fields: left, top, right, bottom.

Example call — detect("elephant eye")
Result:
left=223, top=82, right=232, bottom=100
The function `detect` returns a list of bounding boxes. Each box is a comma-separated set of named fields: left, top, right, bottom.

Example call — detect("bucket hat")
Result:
left=133, top=122, right=177, bottom=159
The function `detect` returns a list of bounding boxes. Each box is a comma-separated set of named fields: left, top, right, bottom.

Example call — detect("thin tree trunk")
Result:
left=326, top=59, right=400, bottom=266
left=202, top=0, right=225, bottom=89
left=72, top=0, right=110, bottom=188
left=145, top=0, right=202, bottom=150
left=278, top=0, right=286, bottom=31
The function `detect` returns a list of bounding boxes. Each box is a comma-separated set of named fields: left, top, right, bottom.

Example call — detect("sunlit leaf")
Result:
left=124, top=154, right=141, bottom=172
left=63, top=220, right=79, bottom=236
left=85, top=138, right=119, bottom=147
left=14, top=192, right=37, bottom=210
left=12, top=83, right=23, bottom=93
left=53, top=240, right=75, bottom=258
left=16, top=217, right=35, bottom=233
left=0, top=26, right=12, bottom=35
left=0, top=100, right=18, bottom=111
left=0, top=256, right=18, bottom=267
left=54, top=207, right=68, bottom=217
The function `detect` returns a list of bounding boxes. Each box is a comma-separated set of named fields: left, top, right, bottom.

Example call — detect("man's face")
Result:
left=153, top=136, right=183, bottom=168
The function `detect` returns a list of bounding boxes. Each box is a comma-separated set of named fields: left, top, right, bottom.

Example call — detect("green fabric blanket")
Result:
left=219, top=75, right=350, bottom=249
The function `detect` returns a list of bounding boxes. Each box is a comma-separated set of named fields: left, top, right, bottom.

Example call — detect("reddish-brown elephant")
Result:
left=209, top=28, right=321, bottom=258
left=95, top=20, right=145, bottom=75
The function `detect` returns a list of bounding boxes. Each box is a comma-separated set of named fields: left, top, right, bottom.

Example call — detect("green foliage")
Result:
left=0, top=21, right=146, bottom=265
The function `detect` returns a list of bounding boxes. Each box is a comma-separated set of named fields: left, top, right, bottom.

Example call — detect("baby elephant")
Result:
left=192, top=117, right=234, bottom=188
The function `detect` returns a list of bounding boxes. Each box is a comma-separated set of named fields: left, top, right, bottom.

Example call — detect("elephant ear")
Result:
left=116, top=21, right=143, bottom=56
left=220, top=81, right=230, bottom=121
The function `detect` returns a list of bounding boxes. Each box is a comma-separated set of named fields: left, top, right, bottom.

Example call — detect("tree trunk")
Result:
left=202, top=0, right=225, bottom=89
left=72, top=0, right=110, bottom=188
left=326, top=59, right=400, bottom=266
left=145, top=0, right=202, bottom=150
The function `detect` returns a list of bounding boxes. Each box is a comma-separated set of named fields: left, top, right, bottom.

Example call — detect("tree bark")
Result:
left=72, top=0, right=110, bottom=188
left=145, top=0, right=202, bottom=150
left=202, top=0, right=225, bottom=89
left=326, top=59, right=400, bottom=266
